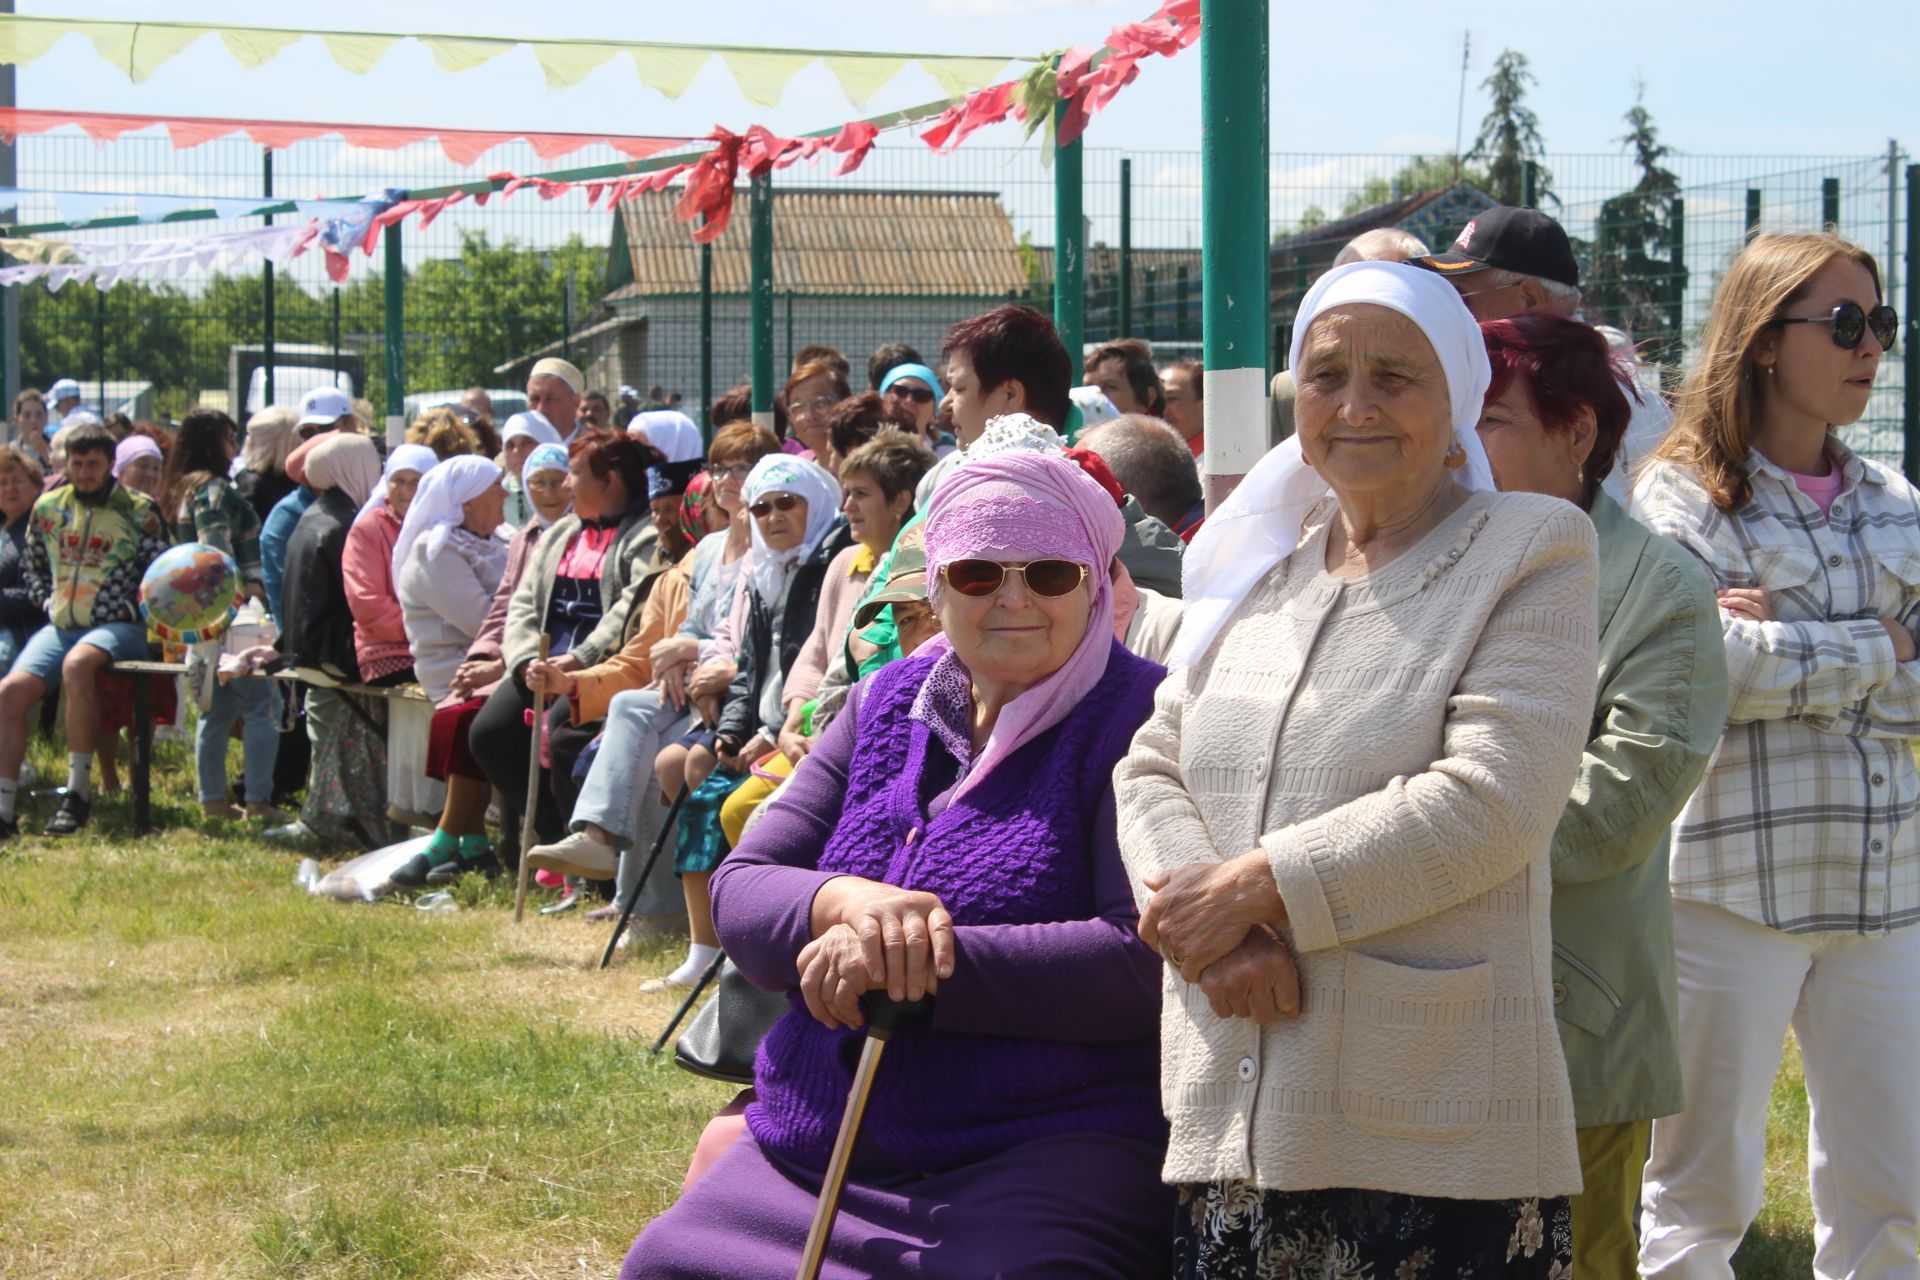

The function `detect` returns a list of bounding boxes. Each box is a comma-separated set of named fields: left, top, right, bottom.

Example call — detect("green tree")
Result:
left=402, top=230, right=605, bottom=395
left=1587, top=81, right=1685, bottom=356
left=1468, top=50, right=1554, bottom=207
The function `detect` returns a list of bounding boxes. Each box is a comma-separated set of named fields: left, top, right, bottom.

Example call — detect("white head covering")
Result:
left=629, top=409, right=704, bottom=463
left=1171, top=261, right=1495, bottom=667
left=500, top=410, right=560, bottom=450
left=361, top=442, right=440, bottom=518
left=391, top=455, right=504, bottom=579
left=742, top=453, right=841, bottom=606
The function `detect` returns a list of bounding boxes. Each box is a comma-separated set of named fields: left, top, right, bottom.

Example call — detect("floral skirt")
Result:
left=1173, top=1182, right=1571, bottom=1280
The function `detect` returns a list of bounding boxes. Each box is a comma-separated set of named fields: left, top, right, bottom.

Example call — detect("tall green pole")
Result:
left=383, top=221, right=405, bottom=436
left=699, top=224, right=713, bottom=444
left=1905, top=164, right=1918, bottom=482
left=1201, top=0, right=1269, bottom=508
left=1054, top=104, right=1085, bottom=385
left=1823, top=176, right=1840, bottom=231
left=262, top=148, right=276, bottom=409
left=1522, top=160, right=1539, bottom=210
left=1118, top=157, right=1133, bottom=339
left=749, top=170, right=775, bottom=430
left=1667, top=197, right=1686, bottom=376
left=1745, top=188, right=1762, bottom=240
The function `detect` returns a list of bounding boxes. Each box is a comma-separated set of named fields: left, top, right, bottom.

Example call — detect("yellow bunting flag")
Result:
left=0, top=16, right=78, bottom=67
left=529, top=42, right=622, bottom=90
left=627, top=47, right=708, bottom=100
left=823, top=56, right=909, bottom=110
left=217, top=27, right=301, bottom=69
left=925, top=56, right=1014, bottom=101
left=317, top=32, right=398, bottom=76
left=720, top=49, right=814, bottom=109
left=422, top=37, right=515, bottom=75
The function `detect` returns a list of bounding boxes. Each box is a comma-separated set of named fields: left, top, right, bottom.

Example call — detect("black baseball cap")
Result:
left=1412, top=206, right=1580, bottom=289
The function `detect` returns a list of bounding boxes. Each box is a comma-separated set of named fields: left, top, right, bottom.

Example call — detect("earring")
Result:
left=1444, top=440, right=1466, bottom=470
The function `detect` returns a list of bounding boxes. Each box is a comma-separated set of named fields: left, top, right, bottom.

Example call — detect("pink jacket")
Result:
left=342, top=501, right=412, bottom=681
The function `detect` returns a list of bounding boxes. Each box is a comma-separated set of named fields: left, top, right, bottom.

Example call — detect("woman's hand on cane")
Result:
left=811, top=877, right=954, bottom=1003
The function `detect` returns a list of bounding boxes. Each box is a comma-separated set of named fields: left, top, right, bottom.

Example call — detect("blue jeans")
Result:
left=195, top=676, right=279, bottom=804
left=13, top=620, right=149, bottom=687
left=571, top=685, right=687, bottom=847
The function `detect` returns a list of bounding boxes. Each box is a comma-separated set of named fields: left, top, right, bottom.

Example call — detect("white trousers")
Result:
left=1640, top=899, right=1920, bottom=1279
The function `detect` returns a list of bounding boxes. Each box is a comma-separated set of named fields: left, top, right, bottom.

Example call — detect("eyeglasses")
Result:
left=1780, top=301, right=1898, bottom=352
left=1452, top=279, right=1522, bottom=301
left=707, top=461, right=752, bottom=481
left=940, top=558, right=1088, bottom=599
left=786, top=395, right=838, bottom=419
left=887, top=384, right=936, bottom=405
left=749, top=494, right=803, bottom=519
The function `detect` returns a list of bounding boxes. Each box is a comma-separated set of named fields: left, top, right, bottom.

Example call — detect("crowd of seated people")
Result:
left=2, top=215, right=1915, bottom=1280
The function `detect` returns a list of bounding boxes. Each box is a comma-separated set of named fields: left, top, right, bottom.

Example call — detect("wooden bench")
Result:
left=113, top=660, right=431, bottom=834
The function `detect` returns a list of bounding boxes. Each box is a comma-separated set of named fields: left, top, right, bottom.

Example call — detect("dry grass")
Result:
left=0, top=738, right=1824, bottom=1278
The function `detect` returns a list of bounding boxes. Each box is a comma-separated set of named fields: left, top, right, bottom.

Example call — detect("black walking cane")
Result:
left=650, top=949, right=727, bottom=1054
left=795, top=993, right=934, bottom=1280
left=598, top=784, right=690, bottom=969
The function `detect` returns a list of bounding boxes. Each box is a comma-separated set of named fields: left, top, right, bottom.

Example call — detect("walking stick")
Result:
left=795, top=993, right=934, bottom=1280
left=512, top=635, right=552, bottom=924
left=599, top=783, right=690, bottom=969
left=650, top=948, right=727, bottom=1054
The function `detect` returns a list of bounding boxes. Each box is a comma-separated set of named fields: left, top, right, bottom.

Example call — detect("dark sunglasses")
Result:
left=748, top=494, right=803, bottom=519
left=887, top=383, right=936, bottom=404
left=1780, top=301, right=1898, bottom=351
left=941, top=558, right=1088, bottom=599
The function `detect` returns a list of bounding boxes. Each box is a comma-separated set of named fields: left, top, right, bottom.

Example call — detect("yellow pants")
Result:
left=1572, top=1119, right=1652, bottom=1279
left=719, top=751, right=793, bottom=847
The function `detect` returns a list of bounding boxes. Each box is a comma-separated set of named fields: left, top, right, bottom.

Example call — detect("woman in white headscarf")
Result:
left=1114, top=262, right=1599, bottom=1276
left=498, top=410, right=561, bottom=529
left=387, top=456, right=511, bottom=888
left=628, top=408, right=705, bottom=463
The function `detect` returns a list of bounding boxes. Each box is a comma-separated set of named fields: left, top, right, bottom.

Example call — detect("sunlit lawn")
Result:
left=0, top=734, right=1822, bottom=1278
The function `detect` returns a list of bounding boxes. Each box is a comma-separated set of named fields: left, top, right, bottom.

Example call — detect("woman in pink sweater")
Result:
left=342, top=444, right=436, bottom=685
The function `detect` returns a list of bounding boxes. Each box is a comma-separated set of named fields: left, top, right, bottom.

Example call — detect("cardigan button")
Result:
left=1235, top=1057, right=1256, bottom=1082
left=904, top=827, right=918, bottom=846
left=1253, top=756, right=1269, bottom=779
left=1552, top=982, right=1567, bottom=1005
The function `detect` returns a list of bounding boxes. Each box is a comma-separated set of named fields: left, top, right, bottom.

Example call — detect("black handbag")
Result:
left=673, top=960, right=790, bottom=1085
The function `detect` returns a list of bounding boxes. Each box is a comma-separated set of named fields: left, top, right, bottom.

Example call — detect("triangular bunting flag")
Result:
left=0, top=17, right=73, bottom=68
left=126, top=23, right=209, bottom=82
left=217, top=27, right=301, bottom=69
left=423, top=37, right=514, bottom=75
left=318, top=33, right=398, bottom=75
left=628, top=47, right=708, bottom=99
left=51, top=192, right=116, bottom=224
left=530, top=42, right=621, bottom=90
left=78, top=22, right=137, bottom=76
left=720, top=50, right=813, bottom=108
left=822, top=56, right=908, bottom=109
left=923, top=56, right=1013, bottom=100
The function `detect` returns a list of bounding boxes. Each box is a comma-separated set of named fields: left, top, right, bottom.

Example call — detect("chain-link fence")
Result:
left=5, top=132, right=1909, bottom=464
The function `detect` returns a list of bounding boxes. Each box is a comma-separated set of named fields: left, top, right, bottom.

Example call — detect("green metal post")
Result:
left=1523, top=160, right=1539, bottom=210
left=1118, top=158, right=1133, bottom=339
left=698, top=226, right=713, bottom=442
left=330, top=288, right=341, bottom=377
left=784, top=290, right=794, bottom=374
left=1176, top=264, right=1190, bottom=342
left=1200, top=0, right=1269, bottom=506
left=383, top=221, right=405, bottom=427
left=262, top=148, right=275, bottom=409
left=1823, top=177, right=1840, bottom=231
left=1745, top=188, right=1762, bottom=240
left=1142, top=265, right=1158, bottom=341
left=93, top=287, right=105, bottom=414
left=1905, top=165, right=1918, bottom=482
left=1054, top=105, right=1085, bottom=384
left=1668, top=197, right=1686, bottom=377
left=749, top=171, right=774, bottom=429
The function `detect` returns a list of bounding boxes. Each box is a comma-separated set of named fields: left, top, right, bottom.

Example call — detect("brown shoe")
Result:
left=202, top=801, right=245, bottom=821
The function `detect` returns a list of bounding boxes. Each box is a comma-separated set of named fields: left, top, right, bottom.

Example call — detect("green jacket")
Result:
left=1551, top=490, right=1727, bottom=1127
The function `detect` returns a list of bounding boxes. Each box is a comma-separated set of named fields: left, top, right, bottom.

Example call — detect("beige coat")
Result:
left=1115, top=489, right=1596, bottom=1200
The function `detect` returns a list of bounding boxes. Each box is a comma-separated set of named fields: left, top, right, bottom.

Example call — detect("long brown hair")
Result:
left=1651, top=231, right=1880, bottom=512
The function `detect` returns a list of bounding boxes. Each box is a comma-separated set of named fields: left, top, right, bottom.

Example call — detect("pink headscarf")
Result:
left=922, top=450, right=1126, bottom=801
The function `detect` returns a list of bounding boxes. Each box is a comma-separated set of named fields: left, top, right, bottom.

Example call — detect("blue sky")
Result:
left=23, top=0, right=1918, bottom=163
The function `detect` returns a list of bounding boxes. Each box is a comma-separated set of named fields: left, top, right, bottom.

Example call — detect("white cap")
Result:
left=49, top=378, right=81, bottom=401
left=297, top=386, right=354, bottom=429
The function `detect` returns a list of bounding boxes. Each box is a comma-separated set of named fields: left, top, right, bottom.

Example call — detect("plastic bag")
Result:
left=307, top=835, right=431, bottom=903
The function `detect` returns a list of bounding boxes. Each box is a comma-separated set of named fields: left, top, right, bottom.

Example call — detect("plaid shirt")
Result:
left=1630, top=440, right=1920, bottom=936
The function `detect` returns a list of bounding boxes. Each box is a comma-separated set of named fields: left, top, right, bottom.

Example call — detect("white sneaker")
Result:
left=524, top=831, right=619, bottom=880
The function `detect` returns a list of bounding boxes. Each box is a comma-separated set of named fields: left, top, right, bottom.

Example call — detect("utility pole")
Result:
left=1887, top=138, right=1904, bottom=317
left=1, top=0, right=20, bottom=412
left=1452, top=31, right=1471, bottom=182
left=1201, top=0, right=1270, bottom=510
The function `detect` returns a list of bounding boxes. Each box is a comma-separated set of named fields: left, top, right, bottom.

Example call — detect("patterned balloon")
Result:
left=139, top=543, right=243, bottom=644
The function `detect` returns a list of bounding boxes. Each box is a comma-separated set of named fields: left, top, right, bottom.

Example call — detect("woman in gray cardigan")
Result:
left=1116, top=263, right=1597, bottom=1277
left=467, top=432, right=659, bottom=853
left=1477, top=313, right=1728, bottom=1277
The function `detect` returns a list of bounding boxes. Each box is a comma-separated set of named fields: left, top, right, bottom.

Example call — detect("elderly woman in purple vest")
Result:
left=620, top=443, right=1172, bottom=1279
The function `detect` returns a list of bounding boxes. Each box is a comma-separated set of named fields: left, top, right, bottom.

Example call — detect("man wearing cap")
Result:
left=1409, top=204, right=1584, bottom=321
left=0, top=419, right=168, bottom=838
left=294, top=386, right=357, bottom=440
left=48, top=379, right=83, bottom=428
left=527, top=358, right=584, bottom=444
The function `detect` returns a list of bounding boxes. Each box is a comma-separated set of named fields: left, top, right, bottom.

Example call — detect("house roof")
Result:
left=610, top=187, right=1028, bottom=301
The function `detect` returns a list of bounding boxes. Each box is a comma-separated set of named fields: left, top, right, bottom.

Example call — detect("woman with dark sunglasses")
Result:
left=878, top=361, right=943, bottom=442
left=1631, top=232, right=1920, bottom=1279
left=622, top=446, right=1170, bottom=1280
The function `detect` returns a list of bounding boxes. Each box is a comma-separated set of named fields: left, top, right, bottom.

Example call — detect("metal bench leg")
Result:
left=130, top=671, right=152, bottom=834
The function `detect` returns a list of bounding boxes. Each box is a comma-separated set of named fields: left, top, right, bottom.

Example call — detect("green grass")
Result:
left=0, top=733, right=1821, bottom=1278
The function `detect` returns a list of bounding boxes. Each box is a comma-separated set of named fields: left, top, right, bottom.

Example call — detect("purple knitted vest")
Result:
left=745, top=640, right=1167, bottom=1174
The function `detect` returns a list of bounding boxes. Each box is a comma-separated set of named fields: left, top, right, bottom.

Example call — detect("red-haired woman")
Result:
left=1476, top=312, right=1730, bottom=1277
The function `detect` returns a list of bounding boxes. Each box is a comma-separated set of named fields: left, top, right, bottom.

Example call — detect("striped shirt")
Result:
left=1630, top=439, right=1920, bottom=936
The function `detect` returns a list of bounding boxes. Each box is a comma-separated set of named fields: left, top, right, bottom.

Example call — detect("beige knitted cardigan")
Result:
left=1116, top=489, right=1596, bottom=1200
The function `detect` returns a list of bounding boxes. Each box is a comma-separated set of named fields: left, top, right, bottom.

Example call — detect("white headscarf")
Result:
left=361, top=442, right=440, bottom=518
left=500, top=410, right=560, bottom=450
left=1171, top=261, right=1495, bottom=667
left=391, top=455, right=504, bottom=578
left=630, top=409, right=704, bottom=463
left=742, top=453, right=841, bottom=606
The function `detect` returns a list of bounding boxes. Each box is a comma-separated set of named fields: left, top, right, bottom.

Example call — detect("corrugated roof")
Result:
left=613, top=187, right=1027, bottom=300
